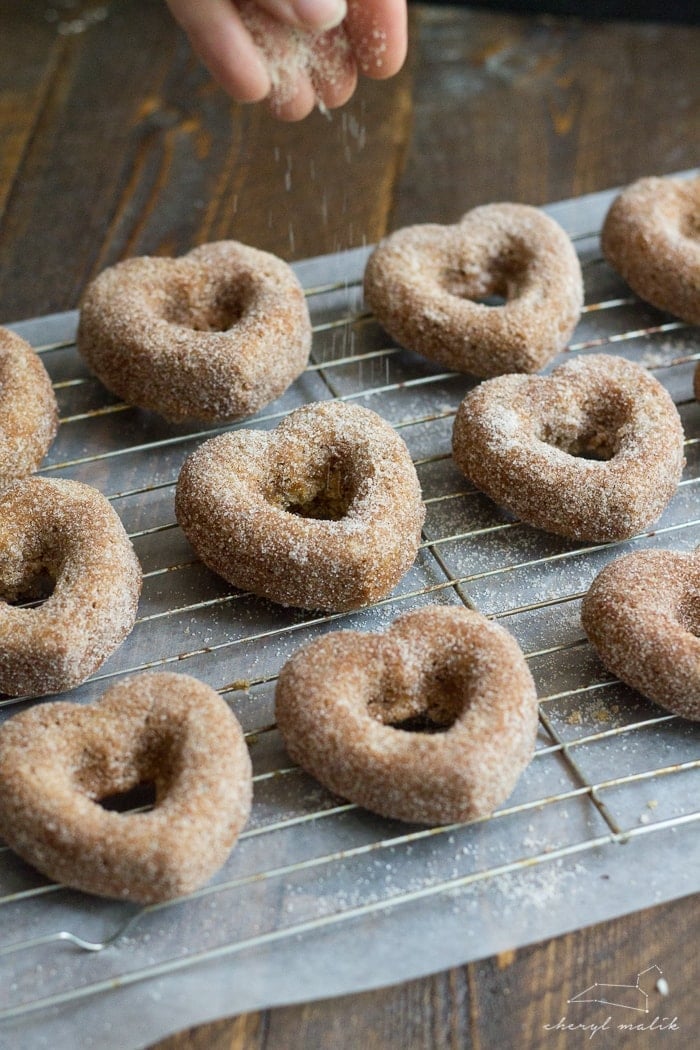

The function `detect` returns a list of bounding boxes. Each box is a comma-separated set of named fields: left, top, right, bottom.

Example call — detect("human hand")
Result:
left=166, top=0, right=408, bottom=120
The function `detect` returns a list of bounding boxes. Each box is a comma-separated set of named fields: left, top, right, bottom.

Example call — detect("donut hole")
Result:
left=0, top=560, right=57, bottom=607
left=280, top=455, right=355, bottom=521
left=681, top=210, right=700, bottom=240
left=370, top=666, right=466, bottom=734
left=676, top=589, right=700, bottom=636
left=162, top=276, right=253, bottom=333
left=99, top=781, right=157, bottom=813
left=441, top=241, right=532, bottom=304
left=389, top=712, right=452, bottom=734
left=441, top=268, right=511, bottom=305
left=537, top=403, right=631, bottom=462
left=541, top=425, right=616, bottom=461
left=75, top=727, right=185, bottom=812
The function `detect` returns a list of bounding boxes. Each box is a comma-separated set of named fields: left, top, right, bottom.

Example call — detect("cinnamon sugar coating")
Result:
left=175, top=401, right=425, bottom=612
left=363, top=203, right=583, bottom=377
left=77, top=241, right=312, bottom=423
left=0, top=672, right=252, bottom=902
left=602, top=175, right=700, bottom=325
left=0, top=477, right=141, bottom=696
left=0, top=328, right=57, bottom=490
left=452, top=354, right=685, bottom=542
left=275, top=605, right=539, bottom=824
left=581, top=548, right=700, bottom=721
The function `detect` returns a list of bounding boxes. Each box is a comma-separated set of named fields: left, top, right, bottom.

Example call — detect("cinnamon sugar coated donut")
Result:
left=602, top=175, right=700, bottom=325
left=452, top=354, right=685, bottom=542
left=0, top=328, right=57, bottom=490
left=363, top=203, right=583, bottom=377
left=77, top=241, right=312, bottom=423
left=0, top=477, right=141, bottom=696
left=275, top=605, right=539, bottom=824
left=581, top=548, right=700, bottom=721
left=0, top=673, right=252, bottom=902
left=175, top=401, right=425, bottom=611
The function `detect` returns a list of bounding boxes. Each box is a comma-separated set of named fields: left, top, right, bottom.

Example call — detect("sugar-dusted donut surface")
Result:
left=77, top=241, right=312, bottom=423
left=0, top=672, right=252, bottom=902
left=452, top=354, right=685, bottom=542
left=0, top=327, right=57, bottom=491
left=363, top=203, right=583, bottom=377
left=0, top=477, right=141, bottom=695
left=581, top=547, right=700, bottom=721
left=275, top=605, right=539, bottom=824
left=602, top=175, right=700, bottom=325
left=175, top=401, right=425, bottom=612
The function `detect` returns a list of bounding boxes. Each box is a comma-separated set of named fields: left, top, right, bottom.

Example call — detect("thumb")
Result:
left=253, top=0, right=348, bottom=32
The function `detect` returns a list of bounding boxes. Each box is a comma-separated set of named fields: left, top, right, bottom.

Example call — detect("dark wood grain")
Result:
left=0, top=0, right=414, bottom=320
left=3, top=3, right=699, bottom=321
left=153, top=894, right=696, bottom=1049
left=394, top=7, right=700, bottom=225
left=0, top=4, right=59, bottom=219
left=1, top=3, right=698, bottom=1048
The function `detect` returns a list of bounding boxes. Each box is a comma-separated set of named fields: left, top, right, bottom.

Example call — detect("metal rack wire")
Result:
left=0, top=184, right=698, bottom=1043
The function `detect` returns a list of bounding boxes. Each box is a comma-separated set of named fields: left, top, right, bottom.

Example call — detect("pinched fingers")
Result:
left=167, top=0, right=406, bottom=118
left=240, top=2, right=356, bottom=120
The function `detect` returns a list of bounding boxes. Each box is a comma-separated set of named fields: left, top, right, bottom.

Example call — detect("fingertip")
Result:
left=309, top=26, right=357, bottom=109
left=346, top=0, right=407, bottom=80
left=359, top=33, right=407, bottom=81
left=207, top=49, right=272, bottom=103
left=319, top=67, right=357, bottom=110
left=255, top=0, right=347, bottom=33
left=362, top=47, right=406, bottom=81
left=292, top=0, right=348, bottom=31
left=203, top=48, right=271, bottom=103
left=269, top=74, right=318, bottom=121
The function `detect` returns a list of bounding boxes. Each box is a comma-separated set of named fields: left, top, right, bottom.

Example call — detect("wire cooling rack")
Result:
left=0, top=180, right=699, bottom=1049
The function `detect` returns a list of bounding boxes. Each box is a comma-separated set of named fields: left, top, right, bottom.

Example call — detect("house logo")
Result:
left=568, top=964, right=664, bottom=1014
left=542, top=965, right=681, bottom=1038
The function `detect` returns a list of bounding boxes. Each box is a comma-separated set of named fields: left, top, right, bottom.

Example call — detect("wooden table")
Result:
left=2, top=2, right=698, bottom=1046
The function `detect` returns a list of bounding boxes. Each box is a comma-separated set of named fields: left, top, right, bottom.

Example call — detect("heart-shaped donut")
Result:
left=581, top=547, right=700, bottom=721
left=77, top=241, right=312, bottom=423
left=0, top=672, right=252, bottom=902
left=0, top=476, right=141, bottom=696
left=602, top=175, right=700, bottom=325
left=0, top=328, right=57, bottom=492
left=452, top=354, right=685, bottom=542
left=175, top=400, right=425, bottom=612
left=275, top=605, right=539, bottom=824
left=363, top=203, right=583, bottom=377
